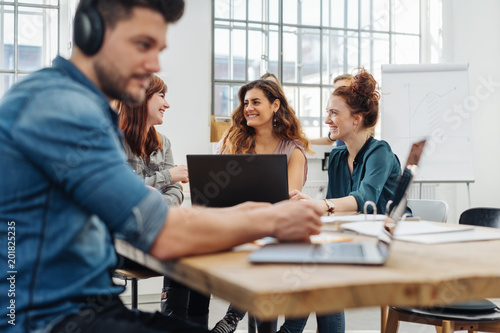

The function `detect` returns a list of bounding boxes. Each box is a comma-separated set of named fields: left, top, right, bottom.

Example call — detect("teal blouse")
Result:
left=326, top=137, right=402, bottom=214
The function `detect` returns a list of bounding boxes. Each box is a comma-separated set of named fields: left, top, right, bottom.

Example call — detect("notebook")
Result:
left=187, top=154, right=289, bottom=207
left=248, top=139, right=426, bottom=265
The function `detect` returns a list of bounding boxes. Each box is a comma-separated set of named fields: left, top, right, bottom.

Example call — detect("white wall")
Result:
left=155, top=0, right=213, bottom=165
left=440, top=0, right=500, bottom=216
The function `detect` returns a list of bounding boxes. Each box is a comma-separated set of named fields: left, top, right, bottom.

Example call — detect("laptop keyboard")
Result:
left=312, top=243, right=365, bottom=259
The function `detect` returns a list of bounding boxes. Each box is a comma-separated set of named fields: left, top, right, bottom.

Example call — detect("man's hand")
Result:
left=268, top=200, right=323, bottom=242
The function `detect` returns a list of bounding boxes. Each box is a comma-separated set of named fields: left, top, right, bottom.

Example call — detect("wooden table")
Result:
left=115, top=228, right=500, bottom=328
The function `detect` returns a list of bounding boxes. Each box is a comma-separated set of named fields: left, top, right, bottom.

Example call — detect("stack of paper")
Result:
left=333, top=220, right=500, bottom=244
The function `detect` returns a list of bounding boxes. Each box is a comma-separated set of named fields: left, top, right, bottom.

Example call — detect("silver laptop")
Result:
left=248, top=139, right=426, bottom=265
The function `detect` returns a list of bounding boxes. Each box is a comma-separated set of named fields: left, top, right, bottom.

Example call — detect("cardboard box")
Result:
left=210, top=115, right=231, bottom=142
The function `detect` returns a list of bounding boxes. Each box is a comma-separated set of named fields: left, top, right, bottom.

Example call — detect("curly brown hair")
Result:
left=220, top=79, right=311, bottom=155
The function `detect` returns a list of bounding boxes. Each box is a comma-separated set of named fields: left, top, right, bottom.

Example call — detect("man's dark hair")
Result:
left=89, top=0, right=185, bottom=29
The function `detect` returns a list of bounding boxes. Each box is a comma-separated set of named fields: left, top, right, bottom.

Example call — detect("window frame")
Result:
left=211, top=0, right=423, bottom=138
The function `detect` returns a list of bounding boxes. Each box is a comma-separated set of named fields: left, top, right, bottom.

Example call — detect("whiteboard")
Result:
left=381, top=63, right=474, bottom=182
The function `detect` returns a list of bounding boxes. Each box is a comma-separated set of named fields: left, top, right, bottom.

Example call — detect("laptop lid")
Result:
left=187, top=154, right=289, bottom=207
left=248, top=139, right=427, bottom=265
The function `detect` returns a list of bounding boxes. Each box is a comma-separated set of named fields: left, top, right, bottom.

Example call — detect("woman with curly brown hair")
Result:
left=212, top=78, right=312, bottom=333
left=217, top=79, right=312, bottom=191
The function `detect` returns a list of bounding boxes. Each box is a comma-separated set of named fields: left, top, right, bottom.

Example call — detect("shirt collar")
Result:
left=52, top=55, right=120, bottom=121
left=52, top=56, right=109, bottom=105
left=353, top=136, right=374, bottom=165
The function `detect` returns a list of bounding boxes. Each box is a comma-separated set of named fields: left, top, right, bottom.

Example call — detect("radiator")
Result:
left=408, top=183, right=437, bottom=200
left=302, top=182, right=437, bottom=200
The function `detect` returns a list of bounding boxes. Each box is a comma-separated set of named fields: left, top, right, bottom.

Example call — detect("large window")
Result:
left=0, top=0, right=60, bottom=97
left=213, top=0, right=422, bottom=138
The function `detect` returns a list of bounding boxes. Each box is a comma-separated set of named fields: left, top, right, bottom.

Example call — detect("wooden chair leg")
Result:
left=131, top=277, right=138, bottom=309
left=384, top=308, right=400, bottom=333
left=380, top=306, right=388, bottom=333
left=435, top=326, right=442, bottom=333
left=248, top=314, right=256, bottom=333
left=441, top=320, right=453, bottom=333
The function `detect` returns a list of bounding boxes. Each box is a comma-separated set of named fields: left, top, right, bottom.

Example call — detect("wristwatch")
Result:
left=324, top=199, right=335, bottom=215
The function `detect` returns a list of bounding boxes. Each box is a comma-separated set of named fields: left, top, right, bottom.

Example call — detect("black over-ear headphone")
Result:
left=73, top=0, right=104, bottom=55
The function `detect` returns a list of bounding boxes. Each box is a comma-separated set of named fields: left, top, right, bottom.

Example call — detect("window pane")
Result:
left=248, top=24, right=279, bottom=80
left=360, top=32, right=389, bottom=78
left=214, top=0, right=230, bottom=19
left=297, top=87, right=321, bottom=139
left=16, top=0, right=58, bottom=4
left=347, top=0, right=359, bottom=29
left=214, top=84, right=230, bottom=116
left=248, top=0, right=263, bottom=22
left=18, top=6, right=58, bottom=71
left=231, top=28, right=246, bottom=80
left=393, top=35, right=420, bottom=64
left=393, top=0, right=420, bottom=34
left=267, top=26, right=279, bottom=77
left=299, top=28, right=321, bottom=84
left=322, top=30, right=344, bottom=85
left=321, top=87, right=333, bottom=137
left=345, top=32, right=359, bottom=73
left=283, top=0, right=298, bottom=25
left=371, top=33, right=389, bottom=82
left=1, top=6, right=14, bottom=70
left=282, top=86, right=298, bottom=111
left=214, top=84, right=243, bottom=116
left=282, top=26, right=298, bottom=83
left=0, top=73, right=15, bottom=99
left=300, top=0, right=321, bottom=26
left=214, top=28, right=230, bottom=80
left=268, top=0, right=280, bottom=23
left=360, top=0, right=390, bottom=32
left=323, top=0, right=345, bottom=28
left=232, top=84, right=242, bottom=112
left=248, top=26, right=263, bottom=80
left=232, top=0, right=246, bottom=20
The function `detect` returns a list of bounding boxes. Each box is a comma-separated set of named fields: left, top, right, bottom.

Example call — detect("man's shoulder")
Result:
left=14, top=67, right=93, bottom=98
left=4, top=68, right=107, bottom=120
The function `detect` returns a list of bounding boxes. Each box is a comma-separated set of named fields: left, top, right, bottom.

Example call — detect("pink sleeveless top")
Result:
left=216, top=139, right=308, bottom=185
left=273, top=139, right=308, bottom=186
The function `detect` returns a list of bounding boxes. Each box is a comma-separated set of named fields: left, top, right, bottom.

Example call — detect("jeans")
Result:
left=162, top=277, right=211, bottom=327
left=50, top=296, right=209, bottom=333
left=280, top=311, right=345, bottom=333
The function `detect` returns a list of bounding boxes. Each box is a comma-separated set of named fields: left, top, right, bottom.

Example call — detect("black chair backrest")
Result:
left=458, top=207, right=500, bottom=229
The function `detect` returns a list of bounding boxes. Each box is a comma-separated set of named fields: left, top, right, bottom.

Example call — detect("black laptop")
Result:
left=186, top=154, right=289, bottom=207
left=248, top=139, right=426, bottom=265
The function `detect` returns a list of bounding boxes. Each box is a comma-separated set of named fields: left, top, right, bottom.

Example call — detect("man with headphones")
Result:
left=0, top=1, right=323, bottom=332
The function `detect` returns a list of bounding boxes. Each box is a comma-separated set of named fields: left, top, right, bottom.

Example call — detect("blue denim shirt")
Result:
left=326, top=137, right=402, bottom=214
left=0, top=56, right=168, bottom=333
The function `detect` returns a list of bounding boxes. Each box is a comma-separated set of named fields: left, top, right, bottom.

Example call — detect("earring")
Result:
left=273, top=112, right=277, bottom=128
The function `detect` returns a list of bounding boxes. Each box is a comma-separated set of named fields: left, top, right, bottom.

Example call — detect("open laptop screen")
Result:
left=187, top=154, right=289, bottom=207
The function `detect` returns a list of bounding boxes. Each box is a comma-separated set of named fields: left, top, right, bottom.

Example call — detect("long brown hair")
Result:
left=333, top=68, right=380, bottom=129
left=220, top=79, right=311, bottom=154
left=118, top=75, right=166, bottom=157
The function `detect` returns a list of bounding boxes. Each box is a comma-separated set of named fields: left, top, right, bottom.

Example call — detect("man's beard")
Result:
left=94, top=60, right=151, bottom=107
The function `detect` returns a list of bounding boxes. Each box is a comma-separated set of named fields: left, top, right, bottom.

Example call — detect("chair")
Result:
left=407, top=198, right=449, bottom=222
left=380, top=199, right=450, bottom=332
left=114, top=256, right=163, bottom=309
left=384, top=207, right=500, bottom=333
